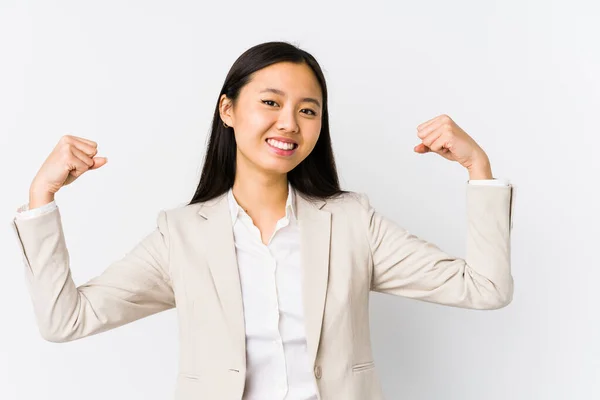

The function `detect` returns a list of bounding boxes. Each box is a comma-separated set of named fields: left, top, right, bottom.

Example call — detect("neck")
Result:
left=231, top=168, right=289, bottom=217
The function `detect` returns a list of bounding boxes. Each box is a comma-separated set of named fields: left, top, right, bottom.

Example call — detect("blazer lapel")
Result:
left=296, top=193, right=331, bottom=367
left=195, top=194, right=246, bottom=367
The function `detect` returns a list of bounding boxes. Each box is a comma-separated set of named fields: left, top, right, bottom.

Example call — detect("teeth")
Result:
left=267, top=139, right=295, bottom=150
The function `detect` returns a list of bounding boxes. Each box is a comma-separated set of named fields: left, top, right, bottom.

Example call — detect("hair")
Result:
left=188, top=41, right=349, bottom=206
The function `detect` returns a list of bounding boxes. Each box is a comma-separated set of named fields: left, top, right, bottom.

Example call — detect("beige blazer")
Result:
left=11, top=184, right=514, bottom=400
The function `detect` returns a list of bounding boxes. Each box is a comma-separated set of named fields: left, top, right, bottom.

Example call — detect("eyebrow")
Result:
left=259, top=88, right=321, bottom=108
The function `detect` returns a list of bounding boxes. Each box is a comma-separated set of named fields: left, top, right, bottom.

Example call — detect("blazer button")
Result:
left=314, top=365, right=322, bottom=379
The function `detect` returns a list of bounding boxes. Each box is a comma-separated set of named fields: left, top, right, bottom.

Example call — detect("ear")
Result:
left=219, top=94, right=234, bottom=127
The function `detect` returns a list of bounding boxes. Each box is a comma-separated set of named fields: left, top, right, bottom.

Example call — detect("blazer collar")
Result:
left=194, top=189, right=331, bottom=368
left=226, top=181, right=298, bottom=225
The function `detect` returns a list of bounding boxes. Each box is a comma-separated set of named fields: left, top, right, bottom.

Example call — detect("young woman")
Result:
left=12, top=41, right=515, bottom=400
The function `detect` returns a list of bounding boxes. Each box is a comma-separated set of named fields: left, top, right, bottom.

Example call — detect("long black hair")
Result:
left=188, top=41, right=348, bottom=205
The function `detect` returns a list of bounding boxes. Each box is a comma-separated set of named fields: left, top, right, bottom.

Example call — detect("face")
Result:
left=220, top=61, right=323, bottom=177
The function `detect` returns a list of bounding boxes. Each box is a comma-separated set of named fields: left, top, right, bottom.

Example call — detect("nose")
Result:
left=276, top=106, right=299, bottom=134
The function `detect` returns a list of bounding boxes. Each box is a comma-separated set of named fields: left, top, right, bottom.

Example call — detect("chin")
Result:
left=263, top=164, right=296, bottom=175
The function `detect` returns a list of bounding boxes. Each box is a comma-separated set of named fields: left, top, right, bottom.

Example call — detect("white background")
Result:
left=1, top=0, right=598, bottom=399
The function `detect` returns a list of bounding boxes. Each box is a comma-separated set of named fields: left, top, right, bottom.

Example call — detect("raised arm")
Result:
left=361, top=183, right=514, bottom=310
left=11, top=134, right=174, bottom=342
left=364, top=114, right=515, bottom=309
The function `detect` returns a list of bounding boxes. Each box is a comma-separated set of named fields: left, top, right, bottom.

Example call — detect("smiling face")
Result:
left=219, top=61, right=323, bottom=178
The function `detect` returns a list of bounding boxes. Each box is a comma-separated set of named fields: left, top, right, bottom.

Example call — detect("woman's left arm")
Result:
left=363, top=115, right=515, bottom=310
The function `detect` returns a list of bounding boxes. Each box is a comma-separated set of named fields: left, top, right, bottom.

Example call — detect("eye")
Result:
left=262, top=100, right=317, bottom=116
left=262, top=100, right=278, bottom=107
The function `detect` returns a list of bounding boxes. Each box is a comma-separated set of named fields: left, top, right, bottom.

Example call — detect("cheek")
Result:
left=235, top=117, right=271, bottom=146
left=303, top=126, right=321, bottom=151
left=240, top=108, right=272, bottom=131
left=235, top=133, right=262, bottom=156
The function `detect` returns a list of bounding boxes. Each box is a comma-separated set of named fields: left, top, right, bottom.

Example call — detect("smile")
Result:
left=266, top=138, right=298, bottom=156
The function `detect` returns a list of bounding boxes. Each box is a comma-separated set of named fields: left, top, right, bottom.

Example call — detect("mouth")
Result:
left=265, top=138, right=298, bottom=156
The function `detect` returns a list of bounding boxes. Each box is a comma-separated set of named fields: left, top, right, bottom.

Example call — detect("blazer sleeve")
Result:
left=359, top=183, right=515, bottom=310
left=10, top=206, right=175, bottom=342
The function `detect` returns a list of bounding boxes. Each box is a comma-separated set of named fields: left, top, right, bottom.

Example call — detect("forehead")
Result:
left=246, top=62, right=322, bottom=100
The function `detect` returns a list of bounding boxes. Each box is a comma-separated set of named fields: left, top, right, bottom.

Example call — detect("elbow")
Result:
left=39, top=326, right=72, bottom=343
left=38, top=323, right=78, bottom=343
left=39, top=330, right=68, bottom=343
left=491, top=291, right=513, bottom=309
left=485, top=281, right=514, bottom=310
left=497, top=276, right=515, bottom=308
left=466, top=266, right=514, bottom=310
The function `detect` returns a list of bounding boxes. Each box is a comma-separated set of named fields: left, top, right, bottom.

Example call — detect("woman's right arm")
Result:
left=11, top=135, right=175, bottom=342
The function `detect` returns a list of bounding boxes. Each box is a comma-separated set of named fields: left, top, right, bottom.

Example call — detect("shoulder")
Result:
left=161, top=193, right=227, bottom=219
left=322, top=190, right=373, bottom=214
left=164, top=202, right=212, bottom=224
left=154, top=199, right=215, bottom=230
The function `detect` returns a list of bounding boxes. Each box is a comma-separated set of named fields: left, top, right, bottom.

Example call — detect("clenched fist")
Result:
left=29, top=135, right=108, bottom=208
left=413, top=114, right=493, bottom=180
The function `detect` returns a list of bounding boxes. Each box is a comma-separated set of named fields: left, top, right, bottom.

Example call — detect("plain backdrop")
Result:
left=1, top=1, right=598, bottom=399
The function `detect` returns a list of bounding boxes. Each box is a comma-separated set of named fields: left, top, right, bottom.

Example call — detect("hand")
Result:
left=413, top=114, right=492, bottom=178
left=29, top=135, right=108, bottom=199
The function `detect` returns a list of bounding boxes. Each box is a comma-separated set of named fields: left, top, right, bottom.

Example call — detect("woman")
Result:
left=12, top=41, right=515, bottom=400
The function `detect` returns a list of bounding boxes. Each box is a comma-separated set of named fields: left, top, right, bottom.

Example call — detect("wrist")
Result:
left=29, top=187, right=55, bottom=209
left=467, top=154, right=493, bottom=180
